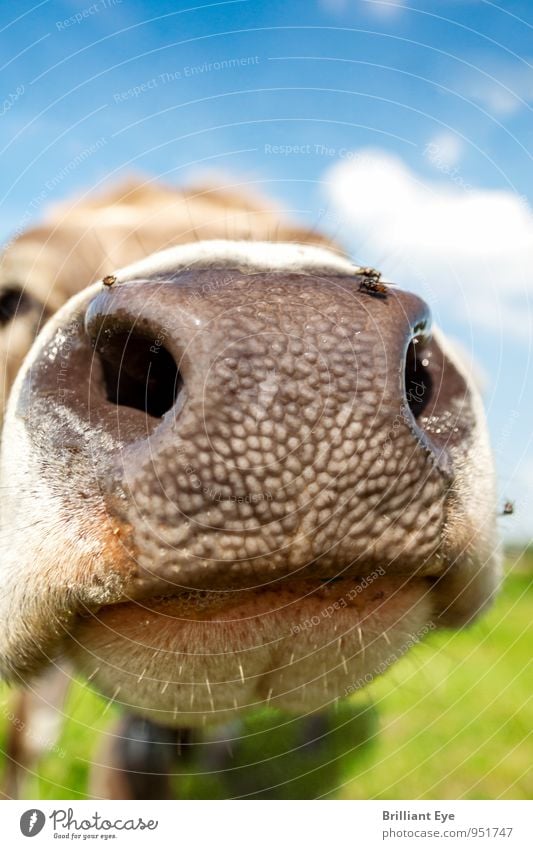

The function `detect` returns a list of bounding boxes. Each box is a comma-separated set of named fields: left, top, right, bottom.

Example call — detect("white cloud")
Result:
left=324, top=148, right=533, bottom=339
left=467, top=82, right=522, bottom=118
left=359, top=0, right=405, bottom=16
left=461, top=60, right=533, bottom=117
left=424, top=132, right=464, bottom=169
left=319, top=0, right=404, bottom=16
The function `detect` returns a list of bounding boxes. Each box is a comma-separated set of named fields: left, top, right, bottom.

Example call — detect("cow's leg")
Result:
left=91, top=715, right=196, bottom=800
left=2, top=664, right=71, bottom=799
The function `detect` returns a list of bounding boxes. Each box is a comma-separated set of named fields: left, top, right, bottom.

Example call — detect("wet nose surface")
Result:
left=76, top=260, right=452, bottom=595
left=18, top=240, right=477, bottom=604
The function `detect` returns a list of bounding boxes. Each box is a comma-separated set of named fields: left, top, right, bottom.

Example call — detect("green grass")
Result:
left=341, top=567, right=532, bottom=799
left=1, top=559, right=531, bottom=799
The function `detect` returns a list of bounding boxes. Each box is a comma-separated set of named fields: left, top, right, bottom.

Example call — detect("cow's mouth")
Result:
left=83, top=573, right=433, bottom=617
left=68, top=575, right=435, bottom=725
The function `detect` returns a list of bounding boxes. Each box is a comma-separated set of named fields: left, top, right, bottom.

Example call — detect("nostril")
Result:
left=404, top=337, right=433, bottom=420
left=96, top=330, right=182, bottom=419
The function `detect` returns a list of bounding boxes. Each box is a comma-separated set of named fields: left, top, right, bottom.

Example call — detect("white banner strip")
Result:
left=3, top=800, right=532, bottom=848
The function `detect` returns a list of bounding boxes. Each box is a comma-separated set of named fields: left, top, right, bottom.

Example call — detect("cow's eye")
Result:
left=0, top=286, right=31, bottom=326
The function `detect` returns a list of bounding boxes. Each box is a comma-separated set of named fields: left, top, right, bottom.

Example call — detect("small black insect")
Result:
left=358, top=268, right=388, bottom=295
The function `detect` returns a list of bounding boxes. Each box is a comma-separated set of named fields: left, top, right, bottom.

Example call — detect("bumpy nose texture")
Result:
left=83, top=266, right=447, bottom=595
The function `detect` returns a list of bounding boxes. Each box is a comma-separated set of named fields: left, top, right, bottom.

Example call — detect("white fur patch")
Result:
left=115, top=240, right=362, bottom=283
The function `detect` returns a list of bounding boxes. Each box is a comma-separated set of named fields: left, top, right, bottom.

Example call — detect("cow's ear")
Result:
left=0, top=284, right=34, bottom=326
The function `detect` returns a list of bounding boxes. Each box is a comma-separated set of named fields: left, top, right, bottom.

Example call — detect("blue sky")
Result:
left=1, top=0, right=532, bottom=539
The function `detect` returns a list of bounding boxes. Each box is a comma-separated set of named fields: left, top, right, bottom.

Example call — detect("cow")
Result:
left=0, top=178, right=501, bottom=798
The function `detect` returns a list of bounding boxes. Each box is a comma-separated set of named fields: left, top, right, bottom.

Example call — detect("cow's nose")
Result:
left=78, top=265, right=460, bottom=578
left=22, top=253, right=476, bottom=594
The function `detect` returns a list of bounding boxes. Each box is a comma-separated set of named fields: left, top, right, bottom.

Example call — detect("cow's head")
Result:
left=0, top=235, right=500, bottom=726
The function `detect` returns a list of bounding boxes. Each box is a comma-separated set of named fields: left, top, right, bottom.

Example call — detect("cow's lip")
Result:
left=80, top=574, right=436, bottom=624
left=83, top=555, right=444, bottom=615
left=68, top=573, right=435, bottom=723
